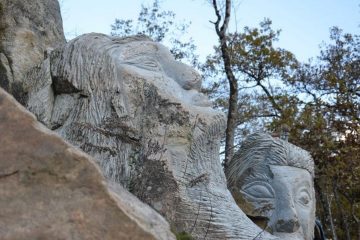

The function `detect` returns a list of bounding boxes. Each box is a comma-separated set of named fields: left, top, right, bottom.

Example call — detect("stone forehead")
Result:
left=121, top=41, right=165, bottom=58
left=110, top=35, right=163, bottom=54
left=70, top=33, right=160, bottom=56
left=111, top=34, right=154, bottom=43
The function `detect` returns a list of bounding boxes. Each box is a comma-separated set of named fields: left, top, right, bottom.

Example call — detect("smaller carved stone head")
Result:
left=226, top=132, right=315, bottom=240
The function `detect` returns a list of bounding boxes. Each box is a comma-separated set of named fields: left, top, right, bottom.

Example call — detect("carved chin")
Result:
left=272, top=225, right=314, bottom=240
left=273, top=231, right=305, bottom=240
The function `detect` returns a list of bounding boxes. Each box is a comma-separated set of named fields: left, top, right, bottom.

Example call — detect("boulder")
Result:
left=0, top=0, right=65, bottom=103
left=0, top=87, right=175, bottom=240
left=25, top=33, right=278, bottom=239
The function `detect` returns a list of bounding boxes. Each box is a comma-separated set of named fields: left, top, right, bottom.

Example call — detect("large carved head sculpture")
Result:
left=226, top=132, right=315, bottom=240
left=26, top=33, right=280, bottom=239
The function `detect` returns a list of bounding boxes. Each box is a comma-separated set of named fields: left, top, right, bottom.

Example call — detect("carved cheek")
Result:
left=294, top=188, right=315, bottom=239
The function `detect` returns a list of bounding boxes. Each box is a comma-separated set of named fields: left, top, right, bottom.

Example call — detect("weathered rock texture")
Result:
left=25, top=33, right=278, bottom=239
left=0, top=0, right=65, bottom=102
left=0, top=87, right=175, bottom=240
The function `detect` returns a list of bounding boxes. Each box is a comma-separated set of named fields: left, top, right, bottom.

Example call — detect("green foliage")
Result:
left=228, top=19, right=298, bottom=83
left=203, top=19, right=298, bottom=145
left=170, top=226, right=194, bottom=240
left=110, top=0, right=198, bottom=66
left=175, top=231, right=193, bottom=240
left=0, top=2, right=5, bottom=33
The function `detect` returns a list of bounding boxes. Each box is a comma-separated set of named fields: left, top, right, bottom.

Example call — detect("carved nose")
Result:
left=275, top=218, right=300, bottom=232
left=274, top=205, right=300, bottom=233
left=167, top=62, right=202, bottom=91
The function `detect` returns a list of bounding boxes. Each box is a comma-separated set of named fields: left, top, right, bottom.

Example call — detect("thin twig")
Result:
left=251, top=224, right=269, bottom=240
left=0, top=170, right=19, bottom=179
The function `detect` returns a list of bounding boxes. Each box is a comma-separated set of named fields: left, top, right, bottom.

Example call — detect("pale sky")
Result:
left=60, top=0, right=359, bottom=62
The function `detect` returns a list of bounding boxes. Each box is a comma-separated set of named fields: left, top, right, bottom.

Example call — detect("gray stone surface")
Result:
left=226, top=132, right=316, bottom=240
left=0, top=87, right=175, bottom=240
left=0, top=0, right=65, bottom=102
left=25, top=33, right=279, bottom=239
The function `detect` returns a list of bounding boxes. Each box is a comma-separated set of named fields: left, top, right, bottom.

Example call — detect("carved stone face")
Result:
left=240, top=165, right=315, bottom=239
left=112, top=38, right=211, bottom=108
left=227, top=132, right=316, bottom=240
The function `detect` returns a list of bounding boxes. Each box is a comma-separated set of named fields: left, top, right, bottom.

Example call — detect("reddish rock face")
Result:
left=0, top=87, right=174, bottom=240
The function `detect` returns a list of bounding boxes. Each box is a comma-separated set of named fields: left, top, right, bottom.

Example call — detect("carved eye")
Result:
left=296, top=189, right=312, bottom=206
left=124, top=56, right=161, bottom=72
left=241, top=181, right=275, bottom=200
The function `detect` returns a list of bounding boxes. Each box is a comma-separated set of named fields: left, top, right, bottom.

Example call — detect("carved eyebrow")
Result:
left=297, top=186, right=312, bottom=195
left=294, top=179, right=312, bottom=190
left=243, top=170, right=271, bottom=183
left=125, top=51, right=156, bottom=58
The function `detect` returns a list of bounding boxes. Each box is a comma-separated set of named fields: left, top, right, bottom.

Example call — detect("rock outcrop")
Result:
left=0, top=87, right=175, bottom=240
left=25, top=33, right=278, bottom=239
left=0, top=0, right=65, bottom=102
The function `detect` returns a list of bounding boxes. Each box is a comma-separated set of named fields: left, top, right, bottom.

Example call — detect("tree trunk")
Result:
left=326, top=193, right=338, bottom=240
left=211, top=0, right=238, bottom=171
left=316, top=180, right=338, bottom=240
left=333, top=182, right=351, bottom=240
left=223, top=74, right=238, bottom=170
left=352, top=204, right=360, bottom=240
